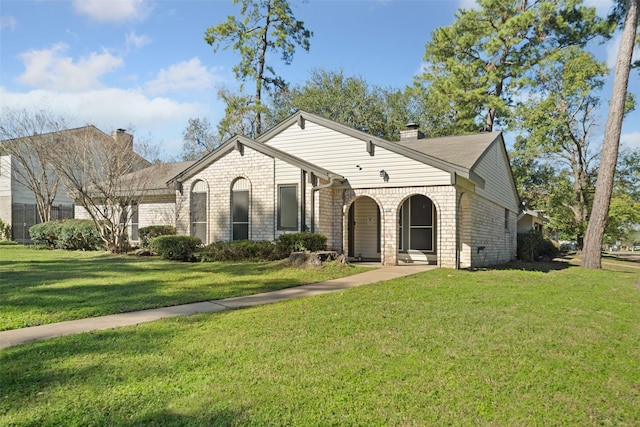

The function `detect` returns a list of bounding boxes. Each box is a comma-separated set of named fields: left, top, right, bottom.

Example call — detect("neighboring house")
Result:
left=75, top=160, right=195, bottom=243
left=164, top=111, right=520, bottom=268
left=517, top=208, right=546, bottom=234
left=0, top=126, right=140, bottom=242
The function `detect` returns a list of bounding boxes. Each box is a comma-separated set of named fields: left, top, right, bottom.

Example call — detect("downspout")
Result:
left=456, top=191, right=464, bottom=270
left=310, top=175, right=338, bottom=233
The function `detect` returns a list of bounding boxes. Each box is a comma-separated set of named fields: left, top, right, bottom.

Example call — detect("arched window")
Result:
left=191, top=180, right=207, bottom=243
left=231, top=178, right=250, bottom=240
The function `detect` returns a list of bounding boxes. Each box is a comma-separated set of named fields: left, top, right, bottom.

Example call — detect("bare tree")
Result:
left=0, top=108, right=69, bottom=223
left=582, top=0, right=639, bottom=269
left=51, top=126, right=152, bottom=253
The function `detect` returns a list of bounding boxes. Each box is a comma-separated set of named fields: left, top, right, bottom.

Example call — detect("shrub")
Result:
left=0, top=218, right=11, bottom=241
left=150, top=235, right=201, bottom=261
left=29, top=221, right=64, bottom=248
left=275, top=232, right=327, bottom=257
left=56, top=220, right=103, bottom=250
left=30, top=220, right=102, bottom=250
left=517, top=230, right=559, bottom=262
left=139, top=225, right=176, bottom=248
left=196, top=240, right=277, bottom=262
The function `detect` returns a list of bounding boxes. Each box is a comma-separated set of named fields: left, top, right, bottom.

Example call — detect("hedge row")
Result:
left=138, top=225, right=176, bottom=248
left=29, top=220, right=103, bottom=250
left=149, top=232, right=328, bottom=262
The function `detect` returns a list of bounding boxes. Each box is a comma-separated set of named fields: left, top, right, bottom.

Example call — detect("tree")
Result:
left=416, top=0, right=611, bottom=133
left=181, top=117, right=219, bottom=161
left=204, top=0, right=312, bottom=136
left=269, top=68, right=414, bottom=141
left=50, top=127, right=152, bottom=253
left=512, top=46, right=608, bottom=247
left=583, top=0, right=639, bottom=269
left=0, top=107, right=69, bottom=224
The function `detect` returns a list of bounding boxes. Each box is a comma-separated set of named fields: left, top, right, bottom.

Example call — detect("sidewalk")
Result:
left=0, top=264, right=432, bottom=350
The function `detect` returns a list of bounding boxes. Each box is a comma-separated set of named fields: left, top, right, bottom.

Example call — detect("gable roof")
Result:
left=167, top=135, right=345, bottom=186
left=258, top=111, right=504, bottom=187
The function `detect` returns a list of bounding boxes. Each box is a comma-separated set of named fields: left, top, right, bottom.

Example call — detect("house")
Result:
left=0, top=125, right=142, bottom=242
left=164, top=111, right=519, bottom=268
left=517, top=208, right=546, bottom=234
left=74, top=160, right=195, bottom=242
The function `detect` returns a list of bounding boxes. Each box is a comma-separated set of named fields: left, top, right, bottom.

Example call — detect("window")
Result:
left=191, top=180, right=207, bottom=243
left=232, top=178, right=250, bottom=240
left=130, top=204, right=139, bottom=241
left=278, top=184, right=298, bottom=230
left=399, top=195, right=435, bottom=252
left=504, top=208, right=509, bottom=230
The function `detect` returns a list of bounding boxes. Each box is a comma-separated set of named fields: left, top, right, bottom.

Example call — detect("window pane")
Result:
left=410, top=196, right=432, bottom=226
left=278, top=185, right=297, bottom=230
left=233, top=224, right=248, bottom=241
left=192, top=193, right=207, bottom=222
left=233, top=191, right=249, bottom=223
left=410, top=228, right=433, bottom=251
left=192, top=222, right=207, bottom=242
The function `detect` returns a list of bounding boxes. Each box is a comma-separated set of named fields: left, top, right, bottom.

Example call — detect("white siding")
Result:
left=473, top=142, right=519, bottom=211
left=266, top=121, right=451, bottom=188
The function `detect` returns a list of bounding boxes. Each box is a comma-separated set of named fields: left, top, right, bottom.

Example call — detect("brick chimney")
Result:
left=112, top=128, right=133, bottom=150
left=399, top=123, right=424, bottom=141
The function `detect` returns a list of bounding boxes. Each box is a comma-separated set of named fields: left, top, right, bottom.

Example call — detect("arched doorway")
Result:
left=398, top=194, right=437, bottom=264
left=347, top=196, right=381, bottom=262
left=191, top=180, right=208, bottom=243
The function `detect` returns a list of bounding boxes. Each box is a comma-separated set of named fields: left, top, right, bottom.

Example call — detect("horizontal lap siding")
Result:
left=474, top=143, right=519, bottom=212
left=267, top=122, right=451, bottom=188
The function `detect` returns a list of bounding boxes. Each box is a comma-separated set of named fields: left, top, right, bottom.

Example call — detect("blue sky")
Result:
left=1, top=0, right=638, bottom=159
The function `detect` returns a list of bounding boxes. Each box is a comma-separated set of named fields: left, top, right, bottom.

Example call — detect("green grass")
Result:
left=2, top=265, right=639, bottom=425
left=0, top=245, right=368, bottom=331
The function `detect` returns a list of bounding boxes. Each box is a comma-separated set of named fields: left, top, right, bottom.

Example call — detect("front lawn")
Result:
left=1, top=265, right=639, bottom=425
left=0, top=245, right=368, bottom=331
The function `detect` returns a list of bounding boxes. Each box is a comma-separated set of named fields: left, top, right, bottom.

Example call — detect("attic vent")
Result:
left=400, top=123, right=424, bottom=141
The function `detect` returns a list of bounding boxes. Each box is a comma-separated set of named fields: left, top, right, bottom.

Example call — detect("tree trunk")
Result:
left=582, top=0, right=639, bottom=269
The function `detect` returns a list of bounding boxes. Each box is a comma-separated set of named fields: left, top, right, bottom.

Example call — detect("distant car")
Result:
left=634, top=246, right=640, bottom=251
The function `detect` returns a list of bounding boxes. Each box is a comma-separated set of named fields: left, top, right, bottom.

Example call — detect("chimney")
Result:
left=112, top=128, right=133, bottom=150
left=400, top=123, right=424, bottom=141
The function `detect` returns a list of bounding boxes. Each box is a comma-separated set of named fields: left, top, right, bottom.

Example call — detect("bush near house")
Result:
left=276, top=232, right=327, bottom=254
left=150, top=235, right=201, bottom=261
left=0, top=218, right=12, bottom=241
left=29, top=219, right=102, bottom=250
left=196, top=240, right=278, bottom=262
left=517, top=230, right=559, bottom=262
left=138, top=225, right=176, bottom=248
left=195, top=232, right=328, bottom=262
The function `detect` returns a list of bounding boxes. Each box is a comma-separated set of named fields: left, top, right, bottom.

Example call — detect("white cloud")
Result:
left=72, top=0, right=151, bottom=23
left=0, top=87, right=210, bottom=157
left=605, top=34, right=640, bottom=69
left=16, top=43, right=123, bottom=92
left=145, top=58, right=222, bottom=95
left=458, top=0, right=479, bottom=10
left=0, top=14, right=17, bottom=31
left=621, top=131, right=640, bottom=150
left=126, top=31, right=152, bottom=50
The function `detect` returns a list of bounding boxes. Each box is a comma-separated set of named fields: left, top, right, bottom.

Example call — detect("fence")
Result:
left=11, top=203, right=74, bottom=243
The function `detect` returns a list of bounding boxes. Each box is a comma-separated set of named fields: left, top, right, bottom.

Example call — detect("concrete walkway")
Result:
left=0, top=264, right=432, bottom=350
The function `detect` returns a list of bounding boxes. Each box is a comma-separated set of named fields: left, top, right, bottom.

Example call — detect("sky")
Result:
left=1, top=0, right=638, bottom=160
